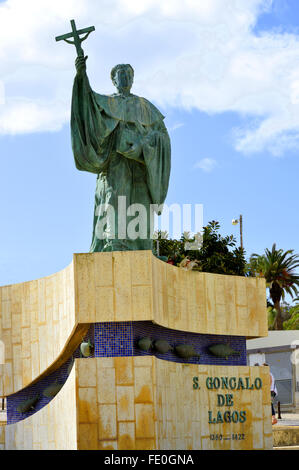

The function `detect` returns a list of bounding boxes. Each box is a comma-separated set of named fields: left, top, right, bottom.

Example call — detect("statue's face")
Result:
left=112, top=65, right=134, bottom=93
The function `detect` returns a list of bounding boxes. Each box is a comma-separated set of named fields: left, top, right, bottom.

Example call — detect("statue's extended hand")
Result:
left=75, top=55, right=88, bottom=77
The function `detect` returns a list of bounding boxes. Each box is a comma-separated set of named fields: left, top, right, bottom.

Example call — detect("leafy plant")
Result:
left=152, top=221, right=246, bottom=276
left=267, top=302, right=292, bottom=330
left=283, top=303, right=299, bottom=330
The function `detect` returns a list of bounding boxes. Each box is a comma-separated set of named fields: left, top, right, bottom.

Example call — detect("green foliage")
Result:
left=267, top=307, right=276, bottom=330
left=267, top=303, right=293, bottom=330
left=152, top=221, right=246, bottom=276
left=283, top=304, right=299, bottom=330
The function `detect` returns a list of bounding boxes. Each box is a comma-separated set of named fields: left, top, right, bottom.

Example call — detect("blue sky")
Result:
left=0, top=0, right=299, bottom=295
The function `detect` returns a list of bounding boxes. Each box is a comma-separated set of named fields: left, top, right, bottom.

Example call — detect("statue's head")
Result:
left=111, top=64, right=134, bottom=94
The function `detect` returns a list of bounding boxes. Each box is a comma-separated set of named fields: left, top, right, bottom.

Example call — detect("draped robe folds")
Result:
left=71, top=72, right=171, bottom=252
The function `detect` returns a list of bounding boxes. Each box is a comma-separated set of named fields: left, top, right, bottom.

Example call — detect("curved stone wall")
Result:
left=0, top=251, right=268, bottom=397
left=74, top=251, right=268, bottom=337
left=6, top=326, right=94, bottom=425
left=0, top=262, right=76, bottom=396
left=4, top=364, right=78, bottom=450
left=0, top=251, right=270, bottom=450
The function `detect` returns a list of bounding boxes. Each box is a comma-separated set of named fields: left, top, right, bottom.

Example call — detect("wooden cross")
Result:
left=55, top=19, right=95, bottom=57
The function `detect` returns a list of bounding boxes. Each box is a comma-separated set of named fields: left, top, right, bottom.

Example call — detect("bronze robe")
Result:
left=71, top=73, right=171, bottom=252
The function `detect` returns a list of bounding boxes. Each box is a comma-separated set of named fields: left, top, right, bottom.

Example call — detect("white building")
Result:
left=247, top=331, right=299, bottom=412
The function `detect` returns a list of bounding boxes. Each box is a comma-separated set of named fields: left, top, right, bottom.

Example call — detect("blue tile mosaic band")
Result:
left=94, top=320, right=247, bottom=366
left=7, top=321, right=246, bottom=425
left=133, top=321, right=246, bottom=366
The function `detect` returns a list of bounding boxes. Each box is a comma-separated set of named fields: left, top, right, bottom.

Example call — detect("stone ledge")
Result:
left=274, top=445, right=299, bottom=450
left=273, top=426, right=299, bottom=447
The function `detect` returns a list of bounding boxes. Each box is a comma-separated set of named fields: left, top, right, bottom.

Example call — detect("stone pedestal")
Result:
left=0, top=251, right=271, bottom=450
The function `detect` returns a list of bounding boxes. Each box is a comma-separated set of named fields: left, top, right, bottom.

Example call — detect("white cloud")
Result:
left=194, top=158, right=217, bottom=173
left=0, top=0, right=299, bottom=156
left=169, top=122, right=185, bottom=132
left=0, top=80, right=4, bottom=105
left=0, top=98, right=68, bottom=134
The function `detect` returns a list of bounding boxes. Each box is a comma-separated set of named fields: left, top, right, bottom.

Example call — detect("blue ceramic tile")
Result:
left=92, top=321, right=246, bottom=366
left=7, top=321, right=247, bottom=425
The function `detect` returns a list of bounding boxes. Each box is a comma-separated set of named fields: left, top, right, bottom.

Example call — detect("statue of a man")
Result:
left=71, top=56, right=171, bottom=252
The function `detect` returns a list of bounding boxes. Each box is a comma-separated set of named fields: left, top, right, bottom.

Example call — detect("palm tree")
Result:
left=249, top=244, right=299, bottom=330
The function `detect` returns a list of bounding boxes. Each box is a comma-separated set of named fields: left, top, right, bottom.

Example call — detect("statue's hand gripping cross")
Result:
left=55, top=19, right=95, bottom=57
